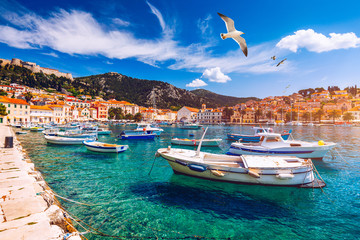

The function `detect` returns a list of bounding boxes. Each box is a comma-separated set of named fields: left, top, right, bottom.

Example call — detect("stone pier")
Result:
left=0, top=125, right=81, bottom=240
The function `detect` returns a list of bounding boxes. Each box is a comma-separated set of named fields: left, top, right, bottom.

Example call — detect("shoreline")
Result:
left=0, top=125, right=81, bottom=240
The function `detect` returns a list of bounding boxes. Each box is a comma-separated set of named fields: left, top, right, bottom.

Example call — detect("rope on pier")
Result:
left=52, top=192, right=94, bottom=206
left=310, top=161, right=334, bottom=203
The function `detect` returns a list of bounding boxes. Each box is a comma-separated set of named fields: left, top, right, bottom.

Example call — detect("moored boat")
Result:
left=118, top=130, right=156, bottom=140
left=133, top=123, right=164, bottom=136
left=83, top=140, right=128, bottom=153
left=228, top=132, right=336, bottom=160
left=178, top=122, right=202, bottom=129
left=45, top=135, right=95, bottom=145
left=156, top=147, right=323, bottom=187
left=227, top=127, right=290, bottom=142
left=171, top=137, right=222, bottom=147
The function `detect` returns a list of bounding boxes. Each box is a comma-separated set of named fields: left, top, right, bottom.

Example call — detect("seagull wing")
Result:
left=217, top=12, right=236, bottom=32
left=233, top=35, right=248, bottom=57
left=276, top=61, right=281, bottom=67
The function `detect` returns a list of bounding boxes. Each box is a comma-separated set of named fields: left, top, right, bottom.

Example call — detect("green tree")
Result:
left=329, top=110, right=341, bottom=123
left=343, top=112, right=354, bottom=121
left=222, top=107, right=234, bottom=122
left=0, top=103, right=7, bottom=116
left=255, top=109, right=262, bottom=123
left=24, top=92, right=33, bottom=103
left=0, top=89, right=7, bottom=96
left=314, top=109, right=325, bottom=123
left=302, top=112, right=310, bottom=122
left=134, top=113, right=142, bottom=122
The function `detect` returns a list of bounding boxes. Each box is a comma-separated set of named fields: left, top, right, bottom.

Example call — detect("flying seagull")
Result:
left=271, top=56, right=276, bottom=60
left=217, top=12, right=247, bottom=57
left=276, top=58, right=287, bottom=67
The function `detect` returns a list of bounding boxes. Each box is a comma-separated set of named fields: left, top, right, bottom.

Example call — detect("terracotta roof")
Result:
left=184, top=106, right=199, bottom=112
left=0, top=96, right=29, bottom=105
left=30, top=105, right=52, bottom=111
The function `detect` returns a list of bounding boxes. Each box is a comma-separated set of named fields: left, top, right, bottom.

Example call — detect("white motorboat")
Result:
left=178, top=122, right=202, bottom=129
left=56, top=130, right=97, bottom=139
left=228, top=132, right=336, bottom=160
left=171, top=137, right=222, bottom=147
left=83, top=140, right=128, bottom=153
left=157, top=147, right=322, bottom=187
left=45, top=135, right=95, bottom=145
left=134, top=123, right=164, bottom=136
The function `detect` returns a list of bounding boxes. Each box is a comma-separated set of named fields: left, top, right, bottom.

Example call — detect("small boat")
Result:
left=171, top=137, right=222, bottom=147
left=57, top=130, right=97, bottom=139
left=30, top=126, right=45, bottom=132
left=227, top=127, right=290, bottom=142
left=42, top=128, right=60, bottom=136
left=16, top=131, right=27, bottom=135
left=96, top=128, right=112, bottom=135
left=133, top=123, right=164, bottom=136
left=83, top=140, right=128, bottom=153
left=157, top=147, right=323, bottom=187
left=178, top=122, right=202, bottom=129
left=228, top=132, right=336, bottom=160
left=118, top=130, right=156, bottom=140
left=45, top=135, right=95, bottom=145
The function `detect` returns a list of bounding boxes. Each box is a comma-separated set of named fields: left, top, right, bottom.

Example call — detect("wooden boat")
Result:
left=157, top=147, right=322, bottom=187
left=171, top=137, right=222, bottom=147
left=97, top=128, right=112, bottom=135
left=83, top=140, right=128, bottom=153
left=228, top=132, right=336, bottom=160
left=30, top=126, right=45, bottom=132
left=57, top=130, right=97, bottom=139
left=118, top=130, right=156, bottom=140
left=133, top=123, right=164, bottom=136
left=178, top=122, right=202, bottom=129
left=45, top=135, right=95, bottom=145
left=16, top=131, right=27, bottom=134
left=227, top=127, right=290, bottom=142
left=156, top=127, right=324, bottom=188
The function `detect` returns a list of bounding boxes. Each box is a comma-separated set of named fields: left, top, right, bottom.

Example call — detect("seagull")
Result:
left=271, top=56, right=276, bottom=60
left=276, top=58, right=287, bottom=67
left=217, top=12, right=247, bottom=57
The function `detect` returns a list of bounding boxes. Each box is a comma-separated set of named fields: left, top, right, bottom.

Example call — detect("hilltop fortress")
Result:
left=0, top=58, right=73, bottom=80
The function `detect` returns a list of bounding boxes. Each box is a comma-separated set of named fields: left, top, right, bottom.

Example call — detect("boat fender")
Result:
left=248, top=169, right=260, bottom=178
left=175, top=159, right=188, bottom=166
left=143, top=128, right=146, bottom=131
left=188, top=164, right=207, bottom=172
left=211, top=170, right=226, bottom=177
left=276, top=173, right=294, bottom=180
left=318, top=140, right=324, bottom=146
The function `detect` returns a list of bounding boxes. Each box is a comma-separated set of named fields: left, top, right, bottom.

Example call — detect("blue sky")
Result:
left=0, top=0, right=360, bottom=98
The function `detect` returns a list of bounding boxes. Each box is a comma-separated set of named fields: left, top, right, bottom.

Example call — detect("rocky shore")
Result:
left=0, top=125, right=81, bottom=240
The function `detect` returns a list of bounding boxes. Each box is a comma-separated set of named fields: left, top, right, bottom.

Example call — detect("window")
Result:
left=20, top=105, right=22, bottom=109
left=14, top=104, right=17, bottom=108
left=8, top=104, right=10, bottom=107
left=8, top=110, right=10, bottom=114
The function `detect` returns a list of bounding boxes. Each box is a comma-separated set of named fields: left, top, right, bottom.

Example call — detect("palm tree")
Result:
left=255, top=109, right=262, bottom=123
left=0, top=103, right=7, bottom=116
left=314, top=109, right=325, bottom=123
left=24, top=92, right=33, bottom=103
left=240, top=109, right=246, bottom=123
left=343, top=112, right=354, bottom=122
left=329, top=110, right=341, bottom=123
left=302, top=112, right=310, bottom=122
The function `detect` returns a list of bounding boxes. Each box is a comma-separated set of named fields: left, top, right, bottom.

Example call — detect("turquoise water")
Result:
left=17, top=125, right=360, bottom=239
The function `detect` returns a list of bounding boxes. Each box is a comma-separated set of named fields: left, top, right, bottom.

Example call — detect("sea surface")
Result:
left=17, top=125, right=360, bottom=239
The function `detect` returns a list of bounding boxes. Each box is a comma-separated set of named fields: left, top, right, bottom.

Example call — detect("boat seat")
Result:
left=290, top=143, right=301, bottom=147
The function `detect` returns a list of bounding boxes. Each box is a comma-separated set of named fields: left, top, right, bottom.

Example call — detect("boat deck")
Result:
left=243, top=155, right=307, bottom=168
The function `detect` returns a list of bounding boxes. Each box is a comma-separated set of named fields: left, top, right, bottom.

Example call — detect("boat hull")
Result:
left=83, top=141, right=128, bottom=153
left=158, top=148, right=315, bottom=187
left=228, top=144, right=335, bottom=159
left=171, top=138, right=221, bottom=147
left=227, top=133, right=290, bottom=142
left=45, top=136, right=95, bottom=145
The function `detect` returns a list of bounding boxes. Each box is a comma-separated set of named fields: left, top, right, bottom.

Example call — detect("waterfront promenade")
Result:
left=0, top=125, right=80, bottom=240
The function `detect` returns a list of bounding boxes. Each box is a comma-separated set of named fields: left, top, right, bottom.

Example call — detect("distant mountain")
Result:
left=75, top=73, right=258, bottom=108
left=190, top=89, right=259, bottom=107
left=0, top=61, right=258, bottom=109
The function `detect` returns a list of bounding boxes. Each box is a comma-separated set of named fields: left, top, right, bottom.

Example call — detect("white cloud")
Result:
left=41, top=52, right=59, bottom=58
left=201, top=67, right=231, bottom=83
left=0, top=6, right=288, bottom=76
left=186, top=78, right=207, bottom=87
left=146, top=1, right=166, bottom=31
left=112, top=18, right=130, bottom=27
left=276, top=29, right=360, bottom=53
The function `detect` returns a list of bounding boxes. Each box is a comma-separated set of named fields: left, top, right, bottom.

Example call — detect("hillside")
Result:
left=0, top=61, right=258, bottom=108
left=190, top=89, right=259, bottom=107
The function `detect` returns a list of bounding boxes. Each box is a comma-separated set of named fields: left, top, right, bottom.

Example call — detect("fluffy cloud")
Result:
left=186, top=79, right=208, bottom=87
left=112, top=18, right=130, bottom=27
left=201, top=67, right=231, bottom=83
left=276, top=29, right=360, bottom=53
left=0, top=3, right=285, bottom=75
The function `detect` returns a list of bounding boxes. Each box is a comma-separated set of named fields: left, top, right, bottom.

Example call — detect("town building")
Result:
left=0, top=96, right=30, bottom=124
left=177, top=106, right=199, bottom=122
left=197, top=104, right=222, bottom=124
left=30, top=105, right=53, bottom=123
